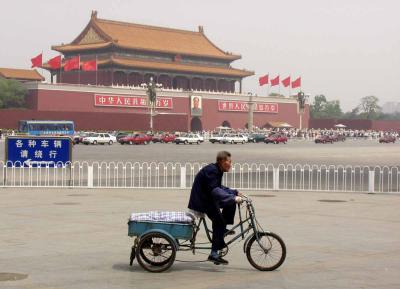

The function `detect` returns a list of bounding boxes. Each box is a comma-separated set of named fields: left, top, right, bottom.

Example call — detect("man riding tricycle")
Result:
left=127, top=151, right=286, bottom=272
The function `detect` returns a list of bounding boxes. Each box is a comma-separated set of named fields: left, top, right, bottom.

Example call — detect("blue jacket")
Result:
left=188, top=163, right=238, bottom=213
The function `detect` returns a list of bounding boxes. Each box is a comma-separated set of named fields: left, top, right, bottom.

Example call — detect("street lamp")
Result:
left=296, top=91, right=308, bottom=130
left=247, top=92, right=255, bottom=132
left=141, top=77, right=162, bottom=132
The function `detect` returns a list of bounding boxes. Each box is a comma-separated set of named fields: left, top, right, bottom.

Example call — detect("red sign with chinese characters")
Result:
left=94, top=94, right=173, bottom=109
left=218, top=101, right=278, bottom=113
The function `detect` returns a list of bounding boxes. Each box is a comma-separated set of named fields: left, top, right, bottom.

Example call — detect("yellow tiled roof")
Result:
left=0, top=67, right=44, bottom=81
left=108, top=56, right=253, bottom=77
left=53, top=12, right=241, bottom=61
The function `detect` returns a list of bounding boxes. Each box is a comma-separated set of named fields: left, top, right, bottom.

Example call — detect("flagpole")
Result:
left=78, top=54, right=81, bottom=85
left=40, top=50, right=44, bottom=82
left=95, top=55, right=98, bottom=86
left=59, top=62, right=62, bottom=84
left=278, top=75, right=281, bottom=96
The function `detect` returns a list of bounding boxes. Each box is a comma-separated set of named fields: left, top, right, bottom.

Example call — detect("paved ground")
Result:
left=1, top=139, right=400, bottom=166
left=1, top=188, right=399, bottom=289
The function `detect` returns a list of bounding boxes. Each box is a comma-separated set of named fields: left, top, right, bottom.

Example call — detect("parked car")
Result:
left=82, top=133, right=117, bottom=145
left=194, top=134, right=205, bottom=143
left=160, top=134, right=176, bottom=143
left=220, top=134, right=247, bottom=144
left=379, top=135, right=396, bottom=143
left=209, top=134, right=224, bottom=144
left=73, top=134, right=81, bottom=144
left=73, top=132, right=94, bottom=144
left=248, top=133, right=266, bottom=143
left=116, top=132, right=129, bottom=142
left=264, top=134, right=288, bottom=144
left=174, top=134, right=202, bottom=144
left=151, top=134, right=163, bottom=143
left=330, top=134, right=346, bottom=142
left=315, top=135, right=334, bottom=144
left=119, top=134, right=152, bottom=145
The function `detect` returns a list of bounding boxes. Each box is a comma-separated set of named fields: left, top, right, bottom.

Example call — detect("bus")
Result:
left=18, top=120, right=75, bottom=136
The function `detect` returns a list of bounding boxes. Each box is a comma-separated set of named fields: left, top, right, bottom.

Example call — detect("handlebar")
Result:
left=239, top=194, right=252, bottom=203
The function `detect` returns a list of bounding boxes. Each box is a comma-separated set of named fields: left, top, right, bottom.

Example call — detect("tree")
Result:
left=358, top=95, right=381, bottom=120
left=310, top=95, right=327, bottom=118
left=342, top=107, right=360, bottom=119
left=0, top=78, right=27, bottom=108
left=310, top=94, right=343, bottom=119
left=323, top=100, right=343, bottom=118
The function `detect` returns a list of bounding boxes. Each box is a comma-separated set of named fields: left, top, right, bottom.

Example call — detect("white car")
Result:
left=82, top=133, right=117, bottom=145
left=209, top=134, right=224, bottom=143
left=220, top=133, right=247, bottom=144
left=194, top=134, right=204, bottom=143
left=174, top=134, right=202, bottom=144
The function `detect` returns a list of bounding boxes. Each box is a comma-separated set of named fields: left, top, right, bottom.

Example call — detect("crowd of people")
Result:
left=1, top=127, right=399, bottom=141
left=197, top=127, right=400, bottom=140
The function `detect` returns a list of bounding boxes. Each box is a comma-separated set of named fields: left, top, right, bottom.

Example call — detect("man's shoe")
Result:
left=208, top=255, right=229, bottom=265
left=224, top=229, right=235, bottom=236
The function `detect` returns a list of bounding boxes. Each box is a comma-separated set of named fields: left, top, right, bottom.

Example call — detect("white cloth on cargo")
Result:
left=130, top=211, right=195, bottom=224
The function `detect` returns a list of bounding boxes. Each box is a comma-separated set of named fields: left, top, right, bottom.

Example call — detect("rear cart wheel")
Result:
left=246, top=232, right=286, bottom=271
left=136, top=232, right=176, bottom=272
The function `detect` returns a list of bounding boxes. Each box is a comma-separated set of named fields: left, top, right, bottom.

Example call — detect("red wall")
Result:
left=200, top=98, right=308, bottom=129
left=0, top=109, right=187, bottom=131
left=309, top=118, right=400, bottom=131
left=371, top=120, right=400, bottom=131
left=8, top=88, right=309, bottom=131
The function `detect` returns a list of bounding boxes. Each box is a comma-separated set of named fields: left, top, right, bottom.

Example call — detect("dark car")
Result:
left=151, top=134, right=163, bottom=143
left=315, top=135, right=334, bottom=144
left=330, top=134, right=346, bottom=142
left=248, top=133, right=266, bottom=143
left=116, top=132, right=129, bottom=142
left=379, top=135, right=396, bottom=143
left=119, top=134, right=152, bottom=145
left=73, top=134, right=81, bottom=144
left=264, top=134, right=288, bottom=144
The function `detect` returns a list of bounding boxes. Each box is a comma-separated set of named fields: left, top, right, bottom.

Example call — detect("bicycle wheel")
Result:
left=246, top=232, right=286, bottom=271
left=136, top=232, right=176, bottom=272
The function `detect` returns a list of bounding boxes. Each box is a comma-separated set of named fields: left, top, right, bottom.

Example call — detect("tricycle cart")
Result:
left=128, top=195, right=286, bottom=272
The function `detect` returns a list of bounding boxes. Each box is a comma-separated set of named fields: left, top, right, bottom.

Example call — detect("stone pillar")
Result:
left=248, top=93, right=254, bottom=132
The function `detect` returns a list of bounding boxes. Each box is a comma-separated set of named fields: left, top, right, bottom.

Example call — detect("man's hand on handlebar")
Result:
left=235, top=196, right=244, bottom=204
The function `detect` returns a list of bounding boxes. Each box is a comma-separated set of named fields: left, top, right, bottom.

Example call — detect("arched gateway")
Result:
left=190, top=117, right=203, bottom=132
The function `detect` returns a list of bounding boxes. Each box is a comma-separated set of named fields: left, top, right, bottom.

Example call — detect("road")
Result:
left=0, top=188, right=399, bottom=289
left=1, top=139, right=399, bottom=166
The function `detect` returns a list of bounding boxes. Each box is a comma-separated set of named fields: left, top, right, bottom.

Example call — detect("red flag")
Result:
left=82, top=60, right=97, bottom=71
left=292, top=77, right=301, bottom=88
left=48, top=55, right=62, bottom=69
left=258, top=74, right=269, bottom=86
left=270, top=75, right=280, bottom=86
left=64, top=55, right=80, bottom=71
left=31, top=53, right=42, bottom=68
left=282, top=76, right=291, bottom=87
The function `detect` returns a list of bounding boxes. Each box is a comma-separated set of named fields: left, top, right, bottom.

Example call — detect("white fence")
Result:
left=1, top=161, right=399, bottom=193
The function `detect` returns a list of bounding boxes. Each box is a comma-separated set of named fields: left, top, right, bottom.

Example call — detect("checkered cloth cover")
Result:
left=130, top=211, right=195, bottom=224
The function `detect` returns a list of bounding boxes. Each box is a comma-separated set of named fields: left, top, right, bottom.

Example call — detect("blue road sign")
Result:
left=5, top=136, right=72, bottom=167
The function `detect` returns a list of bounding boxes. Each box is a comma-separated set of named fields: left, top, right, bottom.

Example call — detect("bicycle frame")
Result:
left=179, top=199, right=261, bottom=252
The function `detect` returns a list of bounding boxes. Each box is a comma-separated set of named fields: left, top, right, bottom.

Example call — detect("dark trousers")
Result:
left=206, top=202, right=236, bottom=251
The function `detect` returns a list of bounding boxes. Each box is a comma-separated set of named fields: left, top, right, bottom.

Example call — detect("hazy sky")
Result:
left=1, top=0, right=399, bottom=111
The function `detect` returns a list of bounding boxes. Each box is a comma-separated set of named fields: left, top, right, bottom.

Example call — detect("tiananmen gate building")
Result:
left=0, top=11, right=309, bottom=131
